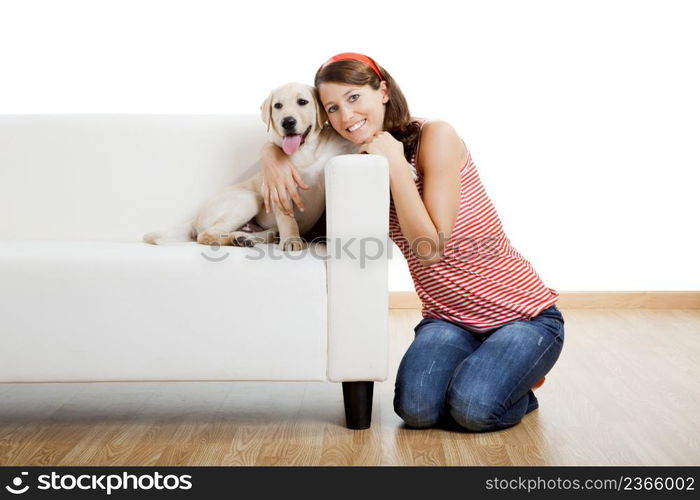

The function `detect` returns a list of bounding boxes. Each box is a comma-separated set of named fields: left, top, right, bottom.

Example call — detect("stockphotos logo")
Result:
left=5, top=472, right=29, bottom=494
left=3, top=471, right=193, bottom=496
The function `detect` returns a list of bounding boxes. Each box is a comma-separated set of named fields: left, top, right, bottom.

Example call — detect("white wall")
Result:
left=1, top=0, right=698, bottom=291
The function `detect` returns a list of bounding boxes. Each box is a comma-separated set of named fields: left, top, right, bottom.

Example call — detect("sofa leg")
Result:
left=342, top=381, right=374, bottom=430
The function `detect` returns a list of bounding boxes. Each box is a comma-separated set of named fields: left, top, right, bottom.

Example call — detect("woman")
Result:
left=261, top=52, right=565, bottom=432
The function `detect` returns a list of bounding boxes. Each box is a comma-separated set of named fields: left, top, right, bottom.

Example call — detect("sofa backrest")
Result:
left=0, top=114, right=268, bottom=241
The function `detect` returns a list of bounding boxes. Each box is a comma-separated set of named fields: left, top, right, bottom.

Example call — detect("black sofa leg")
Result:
left=342, top=381, right=374, bottom=429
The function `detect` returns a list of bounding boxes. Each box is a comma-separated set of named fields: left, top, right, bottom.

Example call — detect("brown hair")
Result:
left=314, top=57, right=421, bottom=162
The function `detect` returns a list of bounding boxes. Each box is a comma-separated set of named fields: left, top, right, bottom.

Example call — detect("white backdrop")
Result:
left=1, top=0, right=698, bottom=291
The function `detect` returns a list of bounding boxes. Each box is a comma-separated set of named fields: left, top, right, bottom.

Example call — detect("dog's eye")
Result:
left=274, top=103, right=283, bottom=109
left=297, top=99, right=309, bottom=106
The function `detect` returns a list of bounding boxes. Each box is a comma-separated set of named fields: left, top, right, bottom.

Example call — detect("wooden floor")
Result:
left=1, top=308, right=698, bottom=466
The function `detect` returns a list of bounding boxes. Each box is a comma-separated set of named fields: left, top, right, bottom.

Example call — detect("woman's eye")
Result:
left=274, top=103, right=283, bottom=109
left=327, top=95, right=359, bottom=114
left=297, top=99, right=309, bottom=106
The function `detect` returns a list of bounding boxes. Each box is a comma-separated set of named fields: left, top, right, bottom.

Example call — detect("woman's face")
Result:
left=318, top=81, right=389, bottom=144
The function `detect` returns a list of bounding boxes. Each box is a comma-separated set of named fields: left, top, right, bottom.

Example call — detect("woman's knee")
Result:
left=394, top=398, right=442, bottom=428
left=446, top=399, right=498, bottom=432
left=445, top=387, right=517, bottom=432
left=393, top=318, right=484, bottom=429
left=393, top=384, right=443, bottom=428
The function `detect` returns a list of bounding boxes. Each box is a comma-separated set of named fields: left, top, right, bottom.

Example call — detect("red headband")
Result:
left=320, top=52, right=384, bottom=81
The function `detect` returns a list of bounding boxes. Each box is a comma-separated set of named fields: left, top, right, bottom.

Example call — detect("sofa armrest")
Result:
left=325, top=154, right=390, bottom=382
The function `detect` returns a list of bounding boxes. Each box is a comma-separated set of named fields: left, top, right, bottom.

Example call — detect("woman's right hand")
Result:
left=260, top=143, right=310, bottom=217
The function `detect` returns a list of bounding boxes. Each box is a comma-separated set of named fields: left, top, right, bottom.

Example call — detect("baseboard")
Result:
left=389, top=291, right=423, bottom=309
left=388, top=291, right=700, bottom=309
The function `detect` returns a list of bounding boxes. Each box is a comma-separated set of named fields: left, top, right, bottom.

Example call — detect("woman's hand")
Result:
left=260, top=143, right=310, bottom=217
left=359, top=131, right=406, bottom=169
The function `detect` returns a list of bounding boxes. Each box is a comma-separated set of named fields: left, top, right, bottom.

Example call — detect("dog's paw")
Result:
left=280, top=237, right=308, bottom=252
left=197, top=231, right=230, bottom=246
left=143, top=232, right=161, bottom=245
left=230, top=231, right=264, bottom=248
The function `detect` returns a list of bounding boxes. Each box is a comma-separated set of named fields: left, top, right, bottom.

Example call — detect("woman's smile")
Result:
left=347, top=119, right=367, bottom=133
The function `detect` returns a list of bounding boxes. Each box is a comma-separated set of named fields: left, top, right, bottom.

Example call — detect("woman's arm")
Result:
left=389, top=120, right=465, bottom=266
left=260, top=143, right=310, bottom=217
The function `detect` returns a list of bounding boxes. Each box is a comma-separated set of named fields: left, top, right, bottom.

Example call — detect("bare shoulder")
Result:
left=417, top=120, right=469, bottom=175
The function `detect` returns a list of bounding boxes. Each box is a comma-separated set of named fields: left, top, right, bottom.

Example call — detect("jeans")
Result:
left=393, top=305, right=565, bottom=432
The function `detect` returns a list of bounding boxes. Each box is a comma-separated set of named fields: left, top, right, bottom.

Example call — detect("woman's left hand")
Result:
left=359, top=131, right=405, bottom=169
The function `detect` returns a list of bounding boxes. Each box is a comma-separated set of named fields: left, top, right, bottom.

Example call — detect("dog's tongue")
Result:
left=282, top=134, right=302, bottom=155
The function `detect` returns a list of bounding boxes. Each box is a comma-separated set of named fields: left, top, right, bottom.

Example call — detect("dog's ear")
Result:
left=260, top=93, right=273, bottom=133
left=313, top=88, right=327, bottom=131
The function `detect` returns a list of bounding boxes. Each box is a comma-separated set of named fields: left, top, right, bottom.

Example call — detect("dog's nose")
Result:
left=282, top=117, right=297, bottom=131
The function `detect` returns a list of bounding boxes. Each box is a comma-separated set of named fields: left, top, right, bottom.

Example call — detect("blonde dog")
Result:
left=143, top=82, right=358, bottom=250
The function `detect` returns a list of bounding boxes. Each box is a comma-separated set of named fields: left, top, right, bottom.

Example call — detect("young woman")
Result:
left=260, top=53, right=565, bottom=432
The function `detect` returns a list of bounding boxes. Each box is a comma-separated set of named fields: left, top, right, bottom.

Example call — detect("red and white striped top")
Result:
left=389, top=119, right=559, bottom=334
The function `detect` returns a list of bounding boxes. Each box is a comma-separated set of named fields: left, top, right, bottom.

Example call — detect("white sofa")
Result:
left=0, top=115, right=390, bottom=429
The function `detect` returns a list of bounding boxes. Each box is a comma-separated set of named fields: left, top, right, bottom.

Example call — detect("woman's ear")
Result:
left=380, top=81, right=390, bottom=103
left=260, top=93, right=273, bottom=133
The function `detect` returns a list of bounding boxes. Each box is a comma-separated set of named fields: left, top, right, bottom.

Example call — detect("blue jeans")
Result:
left=393, top=305, right=565, bottom=432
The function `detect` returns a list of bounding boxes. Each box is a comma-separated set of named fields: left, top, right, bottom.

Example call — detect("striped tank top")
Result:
left=388, top=119, right=559, bottom=334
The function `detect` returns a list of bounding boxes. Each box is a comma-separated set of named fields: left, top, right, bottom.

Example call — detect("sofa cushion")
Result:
left=0, top=240, right=328, bottom=382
